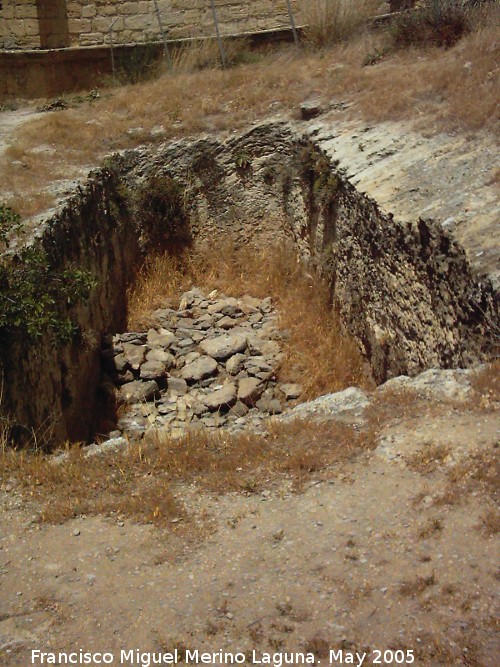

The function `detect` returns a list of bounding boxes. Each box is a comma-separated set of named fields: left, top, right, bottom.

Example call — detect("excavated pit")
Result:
left=0, top=122, right=497, bottom=445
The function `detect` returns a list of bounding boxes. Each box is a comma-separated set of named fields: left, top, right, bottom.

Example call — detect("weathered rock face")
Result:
left=0, top=121, right=497, bottom=445
left=101, top=288, right=304, bottom=439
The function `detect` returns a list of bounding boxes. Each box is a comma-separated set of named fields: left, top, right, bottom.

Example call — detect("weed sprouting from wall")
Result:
left=0, top=246, right=95, bottom=344
left=134, top=175, right=191, bottom=250
left=390, top=0, right=475, bottom=48
left=0, top=203, right=23, bottom=249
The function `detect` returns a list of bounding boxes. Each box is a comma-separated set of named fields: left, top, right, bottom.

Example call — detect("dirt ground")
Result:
left=0, top=41, right=498, bottom=667
left=1, top=383, right=498, bottom=667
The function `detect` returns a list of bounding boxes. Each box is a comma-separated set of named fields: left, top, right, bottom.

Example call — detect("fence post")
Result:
left=285, top=0, right=300, bottom=47
left=153, top=0, right=172, bottom=69
left=108, top=18, right=118, bottom=84
left=210, top=0, right=227, bottom=68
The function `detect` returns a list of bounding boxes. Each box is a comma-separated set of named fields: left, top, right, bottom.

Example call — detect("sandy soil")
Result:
left=1, top=398, right=498, bottom=667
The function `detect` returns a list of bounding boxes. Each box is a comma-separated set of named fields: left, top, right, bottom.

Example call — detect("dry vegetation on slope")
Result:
left=0, top=4, right=498, bottom=218
left=127, top=245, right=369, bottom=401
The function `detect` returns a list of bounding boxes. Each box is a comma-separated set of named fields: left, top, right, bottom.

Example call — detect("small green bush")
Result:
left=117, top=43, right=162, bottom=84
left=391, top=0, right=473, bottom=48
left=0, top=247, right=95, bottom=343
left=0, top=203, right=22, bottom=248
left=135, top=175, right=189, bottom=249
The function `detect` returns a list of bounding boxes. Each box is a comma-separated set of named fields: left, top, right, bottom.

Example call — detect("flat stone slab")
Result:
left=139, top=360, right=169, bottom=381
left=282, top=387, right=370, bottom=422
left=122, top=343, right=147, bottom=370
left=147, top=328, right=177, bottom=348
left=377, top=368, right=472, bottom=402
left=279, top=383, right=303, bottom=399
left=226, top=353, right=246, bottom=375
left=199, top=333, right=247, bottom=360
left=146, top=349, right=175, bottom=367
left=180, top=355, right=218, bottom=382
left=238, top=377, right=264, bottom=406
left=118, top=380, right=158, bottom=404
left=202, top=383, right=237, bottom=410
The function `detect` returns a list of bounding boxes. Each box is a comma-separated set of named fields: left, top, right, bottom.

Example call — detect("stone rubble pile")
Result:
left=100, top=288, right=303, bottom=439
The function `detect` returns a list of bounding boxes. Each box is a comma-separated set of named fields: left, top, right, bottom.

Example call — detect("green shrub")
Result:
left=135, top=175, right=189, bottom=249
left=0, top=247, right=95, bottom=343
left=117, top=43, right=162, bottom=84
left=0, top=204, right=22, bottom=248
left=390, top=0, right=473, bottom=48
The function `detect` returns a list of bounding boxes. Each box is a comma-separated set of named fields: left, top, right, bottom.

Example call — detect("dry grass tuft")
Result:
left=363, top=387, right=443, bottom=430
left=417, top=517, right=444, bottom=539
left=406, top=443, right=451, bottom=474
left=470, top=360, right=500, bottom=410
left=390, top=0, right=475, bottom=49
left=478, top=507, right=500, bottom=535
left=433, top=447, right=500, bottom=507
left=0, top=418, right=375, bottom=524
left=299, top=0, right=376, bottom=48
left=170, top=37, right=253, bottom=72
left=399, top=573, right=436, bottom=597
left=0, top=443, right=181, bottom=526
left=127, top=243, right=370, bottom=400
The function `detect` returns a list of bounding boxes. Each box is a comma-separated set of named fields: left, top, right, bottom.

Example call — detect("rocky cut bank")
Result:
left=0, top=121, right=497, bottom=445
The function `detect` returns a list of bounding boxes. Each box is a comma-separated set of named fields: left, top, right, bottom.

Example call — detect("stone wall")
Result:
left=67, top=0, right=300, bottom=47
left=0, top=1, right=41, bottom=49
left=1, top=0, right=301, bottom=50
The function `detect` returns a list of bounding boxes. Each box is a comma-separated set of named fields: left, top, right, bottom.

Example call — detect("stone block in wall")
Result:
left=68, top=18, right=92, bottom=34
left=79, top=31, right=105, bottom=46
left=93, top=16, right=124, bottom=34
left=8, top=21, right=27, bottom=37
left=129, top=30, right=155, bottom=43
left=96, top=5, right=118, bottom=17
left=122, top=2, right=140, bottom=15
left=66, top=2, right=82, bottom=18
left=14, top=4, right=38, bottom=20
left=1, top=4, right=15, bottom=20
left=81, top=4, right=97, bottom=19
left=138, top=1, right=152, bottom=13
left=25, top=19, right=41, bottom=37
left=124, top=14, right=155, bottom=30
left=174, top=0, right=207, bottom=9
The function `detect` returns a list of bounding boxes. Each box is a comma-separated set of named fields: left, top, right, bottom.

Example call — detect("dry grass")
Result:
left=399, top=573, right=437, bottom=597
left=417, top=517, right=443, bottom=539
left=363, top=386, right=447, bottom=430
left=470, top=360, right=500, bottom=409
left=478, top=507, right=500, bottom=535
left=171, top=37, right=254, bottom=72
left=1, top=4, right=497, bottom=219
left=127, top=243, right=370, bottom=400
left=0, top=442, right=181, bottom=526
left=433, top=447, right=500, bottom=507
left=406, top=443, right=451, bottom=474
left=0, top=418, right=374, bottom=525
left=299, top=0, right=376, bottom=48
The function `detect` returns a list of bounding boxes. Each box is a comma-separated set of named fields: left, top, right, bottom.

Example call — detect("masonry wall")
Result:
left=0, top=0, right=41, bottom=49
left=66, top=0, right=301, bottom=47
left=1, top=0, right=302, bottom=49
